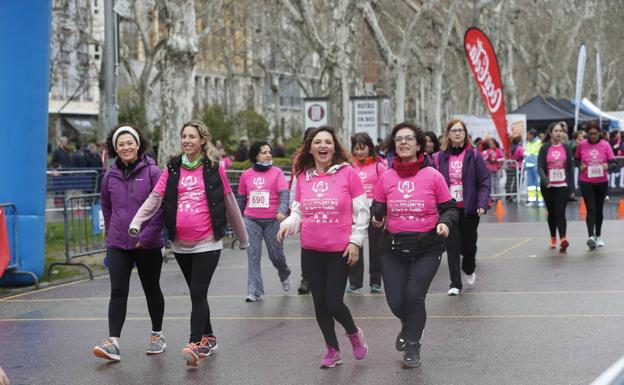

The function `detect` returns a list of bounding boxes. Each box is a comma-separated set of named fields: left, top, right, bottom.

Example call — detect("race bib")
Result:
left=588, top=165, right=604, bottom=178
left=450, top=184, right=463, bottom=202
left=548, top=168, right=565, bottom=183
left=249, top=190, right=270, bottom=208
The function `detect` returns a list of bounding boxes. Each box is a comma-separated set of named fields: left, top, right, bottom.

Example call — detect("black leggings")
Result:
left=445, top=210, right=480, bottom=290
left=381, top=253, right=441, bottom=342
left=541, top=186, right=569, bottom=238
left=580, top=182, right=608, bottom=237
left=174, top=250, right=221, bottom=343
left=107, top=247, right=164, bottom=338
left=349, top=222, right=383, bottom=287
left=302, top=248, right=357, bottom=349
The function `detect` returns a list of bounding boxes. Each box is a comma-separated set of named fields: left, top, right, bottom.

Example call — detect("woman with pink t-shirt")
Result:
left=238, top=141, right=291, bottom=302
left=372, top=122, right=458, bottom=368
left=482, top=138, right=505, bottom=199
left=277, top=126, right=370, bottom=369
left=537, top=122, right=575, bottom=252
left=575, top=121, right=615, bottom=250
left=347, top=132, right=386, bottom=294
left=129, top=120, right=248, bottom=367
left=372, top=122, right=457, bottom=367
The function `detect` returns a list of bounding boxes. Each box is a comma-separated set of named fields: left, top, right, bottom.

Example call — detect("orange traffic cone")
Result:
left=579, top=198, right=587, bottom=215
left=495, top=199, right=505, bottom=216
left=618, top=198, right=624, bottom=218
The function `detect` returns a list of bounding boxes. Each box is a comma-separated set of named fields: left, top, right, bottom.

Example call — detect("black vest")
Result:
left=163, top=156, right=227, bottom=242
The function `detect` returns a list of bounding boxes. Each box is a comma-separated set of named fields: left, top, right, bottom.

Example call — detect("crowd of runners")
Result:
left=92, top=118, right=616, bottom=369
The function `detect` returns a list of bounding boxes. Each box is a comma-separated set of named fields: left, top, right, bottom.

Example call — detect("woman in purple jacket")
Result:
left=92, top=125, right=165, bottom=362
left=434, top=119, right=491, bottom=295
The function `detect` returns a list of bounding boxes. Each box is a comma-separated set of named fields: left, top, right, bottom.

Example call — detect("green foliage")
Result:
left=118, top=86, right=148, bottom=131
left=229, top=157, right=292, bottom=170
left=198, top=105, right=236, bottom=149
left=284, top=135, right=304, bottom=156
left=236, top=108, right=270, bottom=142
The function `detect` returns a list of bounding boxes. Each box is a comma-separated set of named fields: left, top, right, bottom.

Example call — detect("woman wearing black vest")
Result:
left=130, top=120, right=248, bottom=367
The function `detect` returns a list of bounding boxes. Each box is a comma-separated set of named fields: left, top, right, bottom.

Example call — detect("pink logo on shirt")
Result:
left=450, top=160, right=462, bottom=170
left=397, top=181, right=415, bottom=198
left=589, top=149, right=599, bottom=159
left=551, top=150, right=561, bottom=159
left=312, top=181, right=329, bottom=197
left=358, top=171, right=367, bottom=182
left=253, top=177, right=265, bottom=188
left=180, top=175, right=198, bottom=190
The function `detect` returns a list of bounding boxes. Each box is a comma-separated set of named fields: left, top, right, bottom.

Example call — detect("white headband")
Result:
left=113, top=126, right=140, bottom=150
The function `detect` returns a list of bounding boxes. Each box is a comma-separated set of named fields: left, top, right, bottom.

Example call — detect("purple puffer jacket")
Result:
left=100, top=155, right=164, bottom=250
left=433, top=145, right=491, bottom=215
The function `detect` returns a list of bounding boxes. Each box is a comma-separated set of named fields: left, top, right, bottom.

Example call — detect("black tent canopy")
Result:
left=511, top=96, right=607, bottom=132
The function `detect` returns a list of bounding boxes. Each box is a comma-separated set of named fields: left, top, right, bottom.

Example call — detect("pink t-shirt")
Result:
left=448, top=150, right=466, bottom=208
left=373, top=167, right=453, bottom=234
left=483, top=148, right=504, bottom=172
left=295, top=166, right=365, bottom=252
left=575, top=139, right=614, bottom=183
left=154, top=164, right=232, bottom=241
left=238, top=167, right=288, bottom=218
left=352, top=161, right=386, bottom=199
left=546, top=144, right=567, bottom=187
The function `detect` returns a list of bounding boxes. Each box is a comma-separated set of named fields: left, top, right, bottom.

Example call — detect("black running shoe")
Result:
left=402, top=341, right=421, bottom=368
left=298, top=278, right=310, bottom=295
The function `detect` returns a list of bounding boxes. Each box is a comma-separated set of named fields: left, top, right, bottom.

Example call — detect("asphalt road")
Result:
left=1, top=202, right=624, bottom=385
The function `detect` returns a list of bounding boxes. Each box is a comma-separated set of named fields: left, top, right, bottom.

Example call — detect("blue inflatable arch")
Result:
left=0, top=2, right=52, bottom=285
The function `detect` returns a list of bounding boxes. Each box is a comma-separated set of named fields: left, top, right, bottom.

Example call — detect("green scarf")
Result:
left=181, top=153, right=204, bottom=170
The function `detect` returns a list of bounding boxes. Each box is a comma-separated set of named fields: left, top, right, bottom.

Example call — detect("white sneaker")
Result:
left=466, top=273, right=476, bottom=286
left=587, top=236, right=596, bottom=250
left=595, top=237, right=605, bottom=247
left=281, top=278, right=291, bottom=292
left=245, top=294, right=259, bottom=302
left=447, top=288, right=460, bottom=296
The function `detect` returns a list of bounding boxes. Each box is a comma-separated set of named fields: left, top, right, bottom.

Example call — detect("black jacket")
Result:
left=370, top=160, right=458, bottom=260
left=163, top=156, right=227, bottom=242
left=537, top=142, right=574, bottom=189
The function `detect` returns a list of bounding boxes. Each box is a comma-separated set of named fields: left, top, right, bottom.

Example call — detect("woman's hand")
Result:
left=343, top=243, right=360, bottom=266
left=135, top=241, right=142, bottom=249
left=276, top=225, right=291, bottom=242
left=276, top=212, right=286, bottom=222
left=580, top=163, right=587, bottom=171
left=0, top=365, right=9, bottom=385
left=477, top=208, right=485, bottom=217
left=372, top=217, right=385, bottom=228
left=436, top=223, right=449, bottom=238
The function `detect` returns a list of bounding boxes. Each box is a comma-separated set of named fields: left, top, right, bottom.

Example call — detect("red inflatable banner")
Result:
left=0, top=207, right=10, bottom=277
left=464, top=27, right=509, bottom=157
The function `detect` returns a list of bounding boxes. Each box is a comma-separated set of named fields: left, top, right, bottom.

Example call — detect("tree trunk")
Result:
left=157, top=0, right=198, bottom=165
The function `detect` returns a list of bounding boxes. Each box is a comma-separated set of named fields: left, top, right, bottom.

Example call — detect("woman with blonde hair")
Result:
left=129, top=120, right=248, bottom=367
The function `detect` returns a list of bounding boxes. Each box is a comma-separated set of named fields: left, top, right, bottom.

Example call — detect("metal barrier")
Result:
left=47, top=194, right=105, bottom=279
left=0, top=203, right=39, bottom=288
left=489, top=159, right=522, bottom=201
left=46, top=168, right=101, bottom=213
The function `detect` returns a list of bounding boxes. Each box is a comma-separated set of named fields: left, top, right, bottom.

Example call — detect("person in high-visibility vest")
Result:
left=524, top=129, right=544, bottom=206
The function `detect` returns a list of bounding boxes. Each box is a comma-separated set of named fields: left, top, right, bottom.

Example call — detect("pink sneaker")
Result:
left=347, top=327, right=368, bottom=360
left=319, top=345, right=343, bottom=368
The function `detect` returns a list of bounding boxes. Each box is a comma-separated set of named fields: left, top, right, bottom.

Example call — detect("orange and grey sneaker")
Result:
left=198, top=335, right=218, bottom=357
left=550, top=237, right=557, bottom=249
left=559, top=238, right=569, bottom=253
left=182, top=342, right=200, bottom=366
left=146, top=332, right=166, bottom=354
left=93, top=338, right=120, bottom=361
